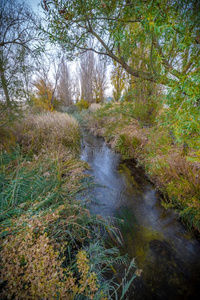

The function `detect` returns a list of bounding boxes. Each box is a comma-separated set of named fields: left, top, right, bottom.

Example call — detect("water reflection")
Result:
left=81, top=131, right=200, bottom=299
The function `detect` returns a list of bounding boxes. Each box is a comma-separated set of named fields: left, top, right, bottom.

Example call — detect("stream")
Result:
left=80, top=131, right=200, bottom=300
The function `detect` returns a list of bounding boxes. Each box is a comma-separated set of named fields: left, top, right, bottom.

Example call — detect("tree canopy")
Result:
left=43, top=0, right=200, bottom=85
left=43, top=0, right=200, bottom=146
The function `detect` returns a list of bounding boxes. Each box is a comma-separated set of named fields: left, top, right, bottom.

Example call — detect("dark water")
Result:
left=81, top=131, right=200, bottom=300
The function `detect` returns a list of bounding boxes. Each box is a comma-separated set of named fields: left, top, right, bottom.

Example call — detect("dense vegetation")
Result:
left=43, top=0, right=200, bottom=149
left=0, top=0, right=200, bottom=298
left=0, top=112, right=136, bottom=299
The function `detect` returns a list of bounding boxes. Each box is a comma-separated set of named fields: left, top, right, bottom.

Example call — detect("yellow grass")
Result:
left=15, top=112, right=80, bottom=156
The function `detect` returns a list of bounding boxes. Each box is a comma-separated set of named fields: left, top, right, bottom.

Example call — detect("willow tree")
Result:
left=43, top=0, right=200, bottom=146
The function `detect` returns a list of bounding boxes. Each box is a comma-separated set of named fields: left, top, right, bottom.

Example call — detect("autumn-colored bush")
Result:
left=76, top=99, right=90, bottom=111
left=0, top=151, right=136, bottom=298
left=1, top=214, right=101, bottom=299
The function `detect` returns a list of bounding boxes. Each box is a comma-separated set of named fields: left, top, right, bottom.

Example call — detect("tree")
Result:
left=79, top=51, right=95, bottom=104
left=32, top=77, right=54, bottom=111
left=111, top=62, right=126, bottom=101
left=43, top=0, right=199, bottom=86
left=31, top=54, right=61, bottom=111
left=0, top=0, right=41, bottom=109
left=57, top=57, right=73, bottom=107
left=93, top=57, right=108, bottom=103
left=43, top=0, right=200, bottom=145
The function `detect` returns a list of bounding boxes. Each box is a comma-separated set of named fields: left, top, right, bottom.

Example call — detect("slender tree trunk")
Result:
left=0, top=57, right=11, bottom=107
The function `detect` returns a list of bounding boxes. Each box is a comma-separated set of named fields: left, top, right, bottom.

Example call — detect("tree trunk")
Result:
left=0, top=57, right=11, bottom=107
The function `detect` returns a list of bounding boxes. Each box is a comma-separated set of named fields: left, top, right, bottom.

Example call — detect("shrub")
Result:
left=88, top=103, right=101, bottom=113
left=132, top=98, right=160, bottom=127
left=1, top=215, right=102, bottom=299
left=115, top=134, right=141, bottom=159
left=76, top=99, right=90, bottom=111
left=65, top=105, right=79, bottom=114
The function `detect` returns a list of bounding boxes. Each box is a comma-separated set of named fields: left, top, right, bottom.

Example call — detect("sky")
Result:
left=28, top=0, right=43, bottom=14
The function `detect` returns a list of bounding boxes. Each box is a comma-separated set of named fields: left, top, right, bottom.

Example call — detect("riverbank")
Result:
left=78, top=104, right=200, bottom=235
left=0, top=112, right=136, bottom=299
left=80, top=129, right=200, bottom=299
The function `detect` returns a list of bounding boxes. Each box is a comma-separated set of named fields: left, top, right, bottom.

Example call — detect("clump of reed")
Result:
left=15, top=112, right=80, bottom=156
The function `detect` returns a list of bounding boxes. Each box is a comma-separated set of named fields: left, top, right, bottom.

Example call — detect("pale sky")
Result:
left=27, top=0, right=43, bottom=14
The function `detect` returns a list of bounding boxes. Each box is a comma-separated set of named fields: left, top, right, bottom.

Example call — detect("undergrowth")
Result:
left=0, top=112, right=137, bottom=299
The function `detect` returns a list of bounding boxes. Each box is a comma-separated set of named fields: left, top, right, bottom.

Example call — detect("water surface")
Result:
left=81, top=131, right=200, bottom=299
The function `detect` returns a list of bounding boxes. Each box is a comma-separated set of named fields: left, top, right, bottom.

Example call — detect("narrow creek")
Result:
left=81, top=131, right=200, bottom=300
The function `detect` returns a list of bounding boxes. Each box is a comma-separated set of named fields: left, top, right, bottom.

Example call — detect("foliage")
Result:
left=93, top=58, right=108, bottom=103
left=111, top=62, right=126, bottom=101
left=76, top=99, right=90, bottom=111
left=132, top=96, right=160, bottom=127
left=43, top=0, right=200, bottom=146
left=64, top=105, right=79, bottom=114
left=31, top=78, right=55, bottom=111
left=88, top=103, right=101, bottom=113
left=160, top=88, right=200, bottom=150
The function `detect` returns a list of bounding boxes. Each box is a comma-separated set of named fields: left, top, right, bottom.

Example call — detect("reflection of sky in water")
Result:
left=81, top=131, right=200, bottom=299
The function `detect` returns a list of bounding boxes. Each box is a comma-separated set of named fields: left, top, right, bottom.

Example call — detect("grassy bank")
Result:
left=79, top=104, right=200, bottom=235
left=0, top=112, right=136, bottom=299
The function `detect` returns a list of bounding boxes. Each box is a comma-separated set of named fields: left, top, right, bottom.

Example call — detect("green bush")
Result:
left=76, top=99, right=90, bottom=111
left=133, top=98, right=159, bottom=127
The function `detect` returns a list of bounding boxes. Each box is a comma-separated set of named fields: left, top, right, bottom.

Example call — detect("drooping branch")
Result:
left=87, top=24, right=157, bottom=82
left=152, top=36, right=181, bottom=80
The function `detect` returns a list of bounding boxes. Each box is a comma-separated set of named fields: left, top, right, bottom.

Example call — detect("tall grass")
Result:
left=0, top=111, right=137, bottom=299
left=15, top=112, right=80, bottom=155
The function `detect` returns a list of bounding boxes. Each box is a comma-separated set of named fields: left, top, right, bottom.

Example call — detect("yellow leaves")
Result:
left=77, top=250, right=90, bottom=275
left=1, top=219, right=66, bottom=298
left=75, top=250, right=99, bottom=298
left=32, top=78, right=54, bottom=111
left=1, top=215, right=100, bottom=299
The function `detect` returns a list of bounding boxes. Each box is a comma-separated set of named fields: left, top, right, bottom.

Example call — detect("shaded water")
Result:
left=81, top=131, right=200, bottom=299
